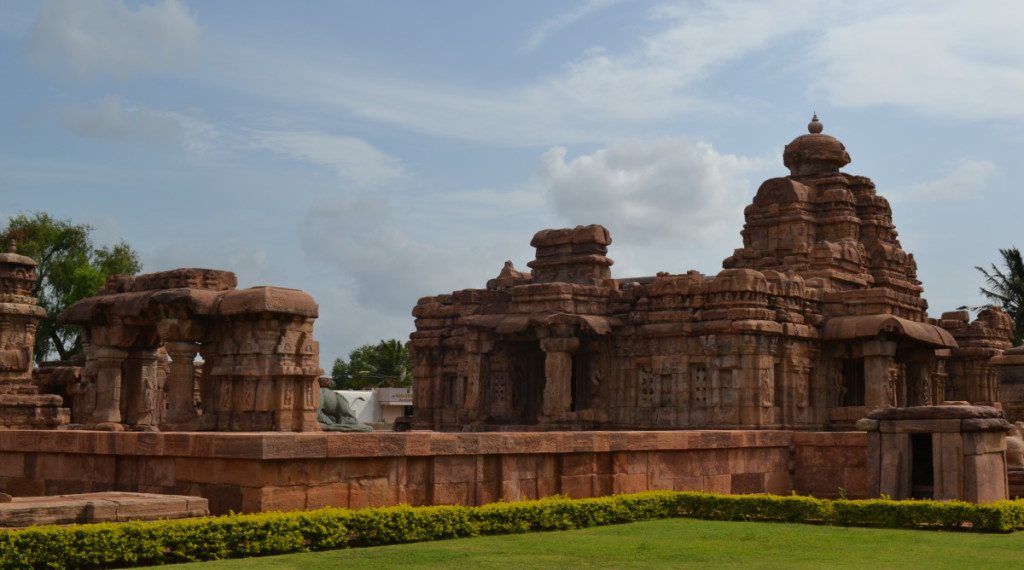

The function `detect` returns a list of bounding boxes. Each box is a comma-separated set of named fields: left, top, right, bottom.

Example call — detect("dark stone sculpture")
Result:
left=316, top=378, right=372, bottom=432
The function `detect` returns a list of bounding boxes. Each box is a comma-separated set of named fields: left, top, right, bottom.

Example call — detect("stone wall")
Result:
left=0, top=430, right=865, bottom=515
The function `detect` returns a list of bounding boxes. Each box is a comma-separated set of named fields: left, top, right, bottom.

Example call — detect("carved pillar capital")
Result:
left=540, top=337, right=579, bottom=354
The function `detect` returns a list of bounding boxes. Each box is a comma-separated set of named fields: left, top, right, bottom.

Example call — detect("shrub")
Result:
left=2, top=492, right=1023, bottom=569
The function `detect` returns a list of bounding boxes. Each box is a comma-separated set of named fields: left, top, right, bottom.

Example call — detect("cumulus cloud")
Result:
left=302, top=198, right=489, bottom=312
left=301, top=196, right=539, bottom=356
left=898, top=158, right=998, bottom=202
left=26, top=0, right=199, bottom=78
left=538, top=138, right=767, bottom=247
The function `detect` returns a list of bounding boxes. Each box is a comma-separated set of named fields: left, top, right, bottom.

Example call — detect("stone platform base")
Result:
left=0, top=430, right=867, bottom=515
left=0, top=393, right=70, bottom=429
left=0, top=491, right=209, bottom=527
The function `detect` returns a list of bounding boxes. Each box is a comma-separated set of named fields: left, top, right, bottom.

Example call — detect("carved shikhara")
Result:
left=410, top=119, right=1013, bottom=432
left=0, top=247, right=69, bottom=429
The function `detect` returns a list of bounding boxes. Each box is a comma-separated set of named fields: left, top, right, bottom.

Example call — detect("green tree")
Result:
left=0, top=212, right=142, bottom=362
left=330, top=339, right=412, bottom=390
left=975, top=247, right=1024, bottom=345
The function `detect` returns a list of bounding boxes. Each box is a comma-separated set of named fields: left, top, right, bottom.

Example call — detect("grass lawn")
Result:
left=170, top=517, right=1024, bottom=569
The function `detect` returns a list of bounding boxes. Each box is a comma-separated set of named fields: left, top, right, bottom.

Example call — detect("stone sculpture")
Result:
left=1007, top=423, right=1024, bottom=470
left=410, top=117, right=1012, bottom=432
left=316, top=377, right=371, bottom=432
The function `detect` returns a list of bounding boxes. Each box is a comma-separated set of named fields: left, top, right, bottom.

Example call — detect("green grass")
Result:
left=170, top=517, right=1024, bottom=569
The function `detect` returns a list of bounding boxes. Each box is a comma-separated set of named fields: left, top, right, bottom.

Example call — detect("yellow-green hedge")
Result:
left=2, top=491, right=1024, bottom=569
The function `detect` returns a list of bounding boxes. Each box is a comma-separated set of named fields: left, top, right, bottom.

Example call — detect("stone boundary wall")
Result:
left=0, top=430, right=866, bottom=515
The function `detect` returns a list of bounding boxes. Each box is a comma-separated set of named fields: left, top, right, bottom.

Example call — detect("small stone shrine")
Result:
left=60, top=268, right=322, bottom=432
left=410, top=117, right=1013, bottom=432
left=940, top=308, right=1014, bottom=406
left=0, top=244, right=69, bottom=429
left=858, top=405, right=1010, bottom=502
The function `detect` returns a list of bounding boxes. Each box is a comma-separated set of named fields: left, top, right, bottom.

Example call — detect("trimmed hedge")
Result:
left=3, top=491, right=1024, bottom=569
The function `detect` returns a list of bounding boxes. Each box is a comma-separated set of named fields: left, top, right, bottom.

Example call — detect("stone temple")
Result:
left=0, top=117, right=1019, bottom=515
left=410, top=116, right=1014, bottom=432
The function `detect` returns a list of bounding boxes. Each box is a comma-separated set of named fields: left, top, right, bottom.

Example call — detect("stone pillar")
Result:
left=461, top=334, right=493, bottom=422
left=862, top=339, right=896, bottom=410
left=89, top=346, right=128, bottom=428
left=164, top=341, right=200, bottom=427
left=539, top=336, right=578, bottom=420
left=124, top=349, right=161, bottom=430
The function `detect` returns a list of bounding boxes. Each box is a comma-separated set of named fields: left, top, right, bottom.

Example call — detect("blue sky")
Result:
left=1, top=0, right=1022, bottom=361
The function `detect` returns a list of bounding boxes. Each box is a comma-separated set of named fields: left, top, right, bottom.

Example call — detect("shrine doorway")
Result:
left=507, top=341, right=546, bottom=424
left=910, top=433, right=935, bottom=499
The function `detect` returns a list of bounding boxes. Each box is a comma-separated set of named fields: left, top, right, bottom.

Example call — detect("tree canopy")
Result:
left=975, top=247, right=1024, bottom=345
left=331, top=339, right=412, bottom=390
left=0, top=212, right=142, bottom=362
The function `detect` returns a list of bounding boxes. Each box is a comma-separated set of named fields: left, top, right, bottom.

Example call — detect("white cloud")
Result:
left=249, top=131, right=405, bottom=188
left=897, top=159, right=998, bottom=202
left=27, top=0, right=200, bottom=78
left=301, top=196, right=539, bottom=356
left=56, top=97, right=404, bottom=187
left=58, top=96, right=217, bottom=152
left=812, top=1, right=1024, bottom=120
left=538, top=138, right=767, bottom=246
left=202, top=0, right=1024, bottom=148
left=213, top=0, right=821, bottom=146
left=522, top=0, right=622, bottom=52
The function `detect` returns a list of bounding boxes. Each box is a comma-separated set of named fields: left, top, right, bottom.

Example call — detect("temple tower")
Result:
left=0, top=244, right=69, bottom=428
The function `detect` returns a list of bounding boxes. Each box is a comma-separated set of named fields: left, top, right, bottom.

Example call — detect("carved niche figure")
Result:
left=916, top=372, right=932, bottom=406
left=832, top=368, right=846, bottom=407
left=760, top=368, right=773, bottom=407
left=794, top=370, right=809, bottom=409
left=588, top=367, right=603, bottom=410
left=885, top=364, right=899, bottom=407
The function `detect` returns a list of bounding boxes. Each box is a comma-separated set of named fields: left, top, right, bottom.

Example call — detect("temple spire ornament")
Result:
left=808, top=113, right=823, bottom=134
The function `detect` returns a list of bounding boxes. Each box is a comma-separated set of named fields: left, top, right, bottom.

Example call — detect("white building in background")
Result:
left=336, top=387, right=413, bottom=426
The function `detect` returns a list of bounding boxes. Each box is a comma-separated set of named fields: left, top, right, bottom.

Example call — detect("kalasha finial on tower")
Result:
left=8, top=240, right=16, bottom=254
left=808, top=113, right=823, bottom=134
